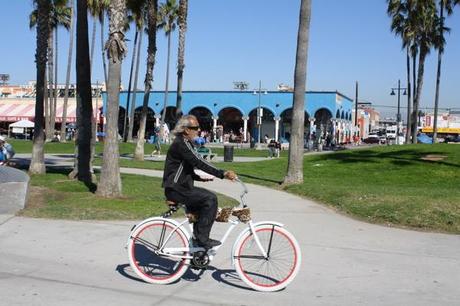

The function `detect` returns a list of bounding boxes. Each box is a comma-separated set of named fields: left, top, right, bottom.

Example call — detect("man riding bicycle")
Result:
left=162, top=115, right=237, bottom=249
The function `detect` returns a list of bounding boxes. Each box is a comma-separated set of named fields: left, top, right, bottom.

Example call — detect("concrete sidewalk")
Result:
left=0, top=164, right=459, bottom=305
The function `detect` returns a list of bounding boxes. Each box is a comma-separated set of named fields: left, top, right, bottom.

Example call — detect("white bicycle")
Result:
left=126, top=179, right=301, bottom=292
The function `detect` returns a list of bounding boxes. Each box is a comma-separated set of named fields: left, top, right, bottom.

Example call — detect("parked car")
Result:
left=363, top=134, right=380, bottom=144
left=444, top=135, right=460, bottom=143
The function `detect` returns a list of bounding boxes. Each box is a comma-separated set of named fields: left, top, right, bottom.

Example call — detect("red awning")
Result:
left=0, top=99, right=100, bottom=123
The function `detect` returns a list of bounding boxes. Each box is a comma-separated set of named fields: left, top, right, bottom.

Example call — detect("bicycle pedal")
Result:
left=189, top=264, right=207, bottom=271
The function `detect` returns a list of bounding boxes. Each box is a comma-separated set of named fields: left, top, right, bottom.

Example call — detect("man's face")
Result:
left=184, top=119, right=201, bottom=141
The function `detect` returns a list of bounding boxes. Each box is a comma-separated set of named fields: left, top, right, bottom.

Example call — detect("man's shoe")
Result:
left=192, top=238, right=221, bottom=249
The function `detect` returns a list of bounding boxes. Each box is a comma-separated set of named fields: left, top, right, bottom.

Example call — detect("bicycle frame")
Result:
left=128, top=179, right=284, bottom=264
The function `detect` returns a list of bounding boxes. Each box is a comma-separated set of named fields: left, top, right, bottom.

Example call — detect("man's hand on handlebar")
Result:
left=224, top=170, right=237, bottom=181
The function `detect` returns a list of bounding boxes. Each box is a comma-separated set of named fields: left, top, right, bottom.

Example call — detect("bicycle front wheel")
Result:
left=233, top=224, right=301, bottom=292
left=127, top=219, right=190, bottom=284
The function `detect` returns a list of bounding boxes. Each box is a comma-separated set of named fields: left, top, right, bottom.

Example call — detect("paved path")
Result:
left=0, top=159, right=459, bottom=305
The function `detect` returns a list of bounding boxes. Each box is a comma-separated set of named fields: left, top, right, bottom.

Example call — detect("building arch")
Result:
left=189, top=106, right=213, bottom=132
left=215, top=105, right=245, bottom=118
left=336, top=110, right=340, bottom=119
left=280, top=108, right=311, bottom=142
left=133, top=106, right=155, bottom=138
left=118, top=106, right=126, bottom=137
left=248, top=107, right=276, bottom=142
left=314, top=108, right=333, bottom=139
left=217, top=107, right=243, bottom=135
left=160, top=106, right=177, bottom=131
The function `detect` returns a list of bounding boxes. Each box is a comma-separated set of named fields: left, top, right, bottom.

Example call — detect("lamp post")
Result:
left=390, top=79, right=407, bottom=145
left=253, top=80, right=267, bottom=149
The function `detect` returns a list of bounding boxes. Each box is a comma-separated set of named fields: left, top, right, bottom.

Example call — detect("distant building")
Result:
left=422, top=112, right=460, bottom=134
left=352, top=103, right=380, bottom=138
left=102, top=90, right=354, bottom=143
left=277, top=83, right=293, bottom=92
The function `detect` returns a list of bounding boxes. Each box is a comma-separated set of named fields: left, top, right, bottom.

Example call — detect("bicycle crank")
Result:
left=191, top=251, right=209, bottom=270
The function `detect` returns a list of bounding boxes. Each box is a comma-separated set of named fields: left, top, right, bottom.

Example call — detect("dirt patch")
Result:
left=420, top=154, right=447, bottom=161
left=22, top=186, right=48, bottom=210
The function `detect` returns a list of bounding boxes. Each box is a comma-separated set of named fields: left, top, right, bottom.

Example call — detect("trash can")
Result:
left=223, top=145, right=234, bottom=162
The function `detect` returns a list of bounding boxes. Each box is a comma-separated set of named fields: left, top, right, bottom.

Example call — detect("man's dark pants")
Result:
left=165, top=187, right=218, bottom=244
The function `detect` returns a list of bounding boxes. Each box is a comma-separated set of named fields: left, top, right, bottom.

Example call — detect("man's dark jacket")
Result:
left=163, top=134, right=225, bottom=193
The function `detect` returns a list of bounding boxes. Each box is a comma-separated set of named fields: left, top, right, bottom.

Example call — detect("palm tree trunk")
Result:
left=100, top=16, right=108, bottom=86
left=90, top=17, right=96, bottom=70
left=175, top=0, right=188, bottom=119
left=76, top=0, right=94, bottom=184
left=432, top=3, right=444, bottom=144
left=60, top=0, right=75, bottom=141
left=29, top=0, right=50, bottom=175
left=123, top=30, right=138, bottom=142
left=128, top=29, right=143, bottom=142
left=134, top=0, right=158, bottom=161
left=44, top=69, right=49, bottom=140
left=284, top=0, right=311, bottom=185
left=97, top=0, right=127, bottom=197
left=46, top=33, right=53, bottom=140
left=160, top=31, right=172, bottom=134
left=405, top=46, right=412, bottom=144
left=51, top=28, right=58, bottom=139
left=411, top=49, right=427, bottom=142
left=411, top=50, right=417, bottom=143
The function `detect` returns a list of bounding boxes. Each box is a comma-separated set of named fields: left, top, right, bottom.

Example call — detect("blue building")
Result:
left=102, top=90, right=354, bottom=143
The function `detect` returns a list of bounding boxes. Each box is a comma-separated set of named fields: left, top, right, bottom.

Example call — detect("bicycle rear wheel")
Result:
left=127, top=219, right=190, bottom=284
left=233, top=224, right=301, bottom=292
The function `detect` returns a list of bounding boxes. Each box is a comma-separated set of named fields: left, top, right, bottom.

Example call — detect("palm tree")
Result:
left=60, top=0, right=76, bottom=141
left=87, top=0, right=110, bottom=72
left=29, top=0, right=51, bottom=175
left=126, top=0, right=147, bottom=142
left=76, top=0, right=94, bottom=184
left=387, top=0, right=417, bottom=143
left=29, top=0, right=71, bottom=140
left=432, top=0, right=458, bottom=142
left=157, top=0, right=179, bottom=135
left=175, top=0, right=188, bottom=120
left=411, top=0, right=437, bottom=142
left=134, top=0, right=158, bottom=161
left=284, top=0, right=311, bottom=185
left=87, top=0, right=109, bottom=177
left=97, top=0, right=128, bottom=197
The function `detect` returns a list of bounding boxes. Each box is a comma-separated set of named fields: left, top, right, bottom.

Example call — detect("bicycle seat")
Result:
left=165, top=200, right=198, bottom=223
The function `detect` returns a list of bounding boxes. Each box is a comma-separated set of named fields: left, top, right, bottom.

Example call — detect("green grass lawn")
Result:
left=228, top=144, right=460, bottom=234
left=92, top=144, right=460, bottom=233
left=20, top=168, right=238, bottom=220
left=9, top=139, right=285, bottom=157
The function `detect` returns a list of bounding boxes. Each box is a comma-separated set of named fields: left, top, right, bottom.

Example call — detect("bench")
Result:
left=196, top=147, right=217, bottom=160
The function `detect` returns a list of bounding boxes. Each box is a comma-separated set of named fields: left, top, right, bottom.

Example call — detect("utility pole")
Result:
left=354, top=81, right=358, bottom=136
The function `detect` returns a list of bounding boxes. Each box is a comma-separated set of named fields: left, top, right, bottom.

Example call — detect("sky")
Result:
left=0, top=0, right=459, bottom=118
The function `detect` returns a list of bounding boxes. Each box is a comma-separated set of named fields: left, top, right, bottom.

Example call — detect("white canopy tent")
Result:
left=8, top=120, right=34, bottom=139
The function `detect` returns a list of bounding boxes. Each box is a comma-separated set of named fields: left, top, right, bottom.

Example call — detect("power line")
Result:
left=363, top=104, right=460, bottom=111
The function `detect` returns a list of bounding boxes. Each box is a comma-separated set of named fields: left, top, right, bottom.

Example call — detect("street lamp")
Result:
left=253, top=80, right=267, bottom=149
left=390, top=79, right=407, bottom=145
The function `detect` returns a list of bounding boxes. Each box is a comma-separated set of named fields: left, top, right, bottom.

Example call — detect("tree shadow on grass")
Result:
left=315, top=149, right=460, bottom=169
left=14, top=161, right=98, bottom=193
